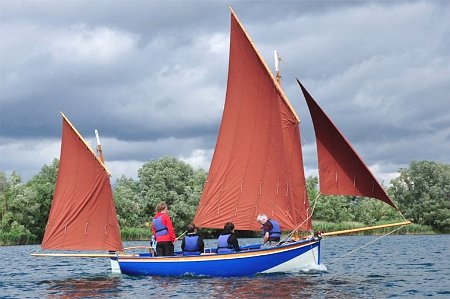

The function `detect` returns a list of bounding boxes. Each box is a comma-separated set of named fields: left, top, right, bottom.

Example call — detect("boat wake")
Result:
left=289, top=263, right=328, bottom=274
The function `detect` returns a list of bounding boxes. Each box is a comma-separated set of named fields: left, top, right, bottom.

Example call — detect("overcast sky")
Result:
left=1, top=0, right=449, bottom=186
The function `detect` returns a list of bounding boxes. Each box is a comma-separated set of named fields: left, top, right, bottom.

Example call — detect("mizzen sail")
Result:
left=297, top=79, right=397, bottom=209
left=41, top=113, right=123, bottom=251
left=193, top=10, right=311, bottom=231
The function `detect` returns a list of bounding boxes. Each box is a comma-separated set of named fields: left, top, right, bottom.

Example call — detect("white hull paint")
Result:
left=110, top=258, right=121, bottom=274
left=262, top=245, right=319, bottom=273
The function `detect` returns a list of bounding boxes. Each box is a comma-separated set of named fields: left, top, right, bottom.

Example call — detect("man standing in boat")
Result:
left=256, top=214, right=281, bottom=245
left=152, top=202, right=176, bottom=256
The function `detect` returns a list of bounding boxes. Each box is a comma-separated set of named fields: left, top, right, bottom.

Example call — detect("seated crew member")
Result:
left=217, top=222, right=240, bottom=254
left=256, top=214, right=281, bottom=244
left=181, top=223, right=204, bottom=256
left=151, top=202, right=176, bottom=256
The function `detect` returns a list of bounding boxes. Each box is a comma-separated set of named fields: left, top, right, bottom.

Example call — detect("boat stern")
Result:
left=261, top=239, right=320, bottom=273
left=110, top=257, right=121, bottom=274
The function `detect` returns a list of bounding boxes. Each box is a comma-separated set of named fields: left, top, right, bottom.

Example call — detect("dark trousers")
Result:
left=156, top=241, right=174, bottom=256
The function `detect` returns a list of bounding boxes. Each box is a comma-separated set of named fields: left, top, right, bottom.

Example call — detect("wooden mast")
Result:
left=274, top=50, right=282, bottom=84
left=95, top=129, right=105, bottom=163
left=60, top=112, right=112, bottom=176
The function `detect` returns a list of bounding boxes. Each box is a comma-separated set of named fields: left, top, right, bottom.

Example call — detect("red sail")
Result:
left=193, top=12, right=311, bottom=231
left=297, top=79, right=397, bottom=209
left=41, top=115, right=123, bottom=251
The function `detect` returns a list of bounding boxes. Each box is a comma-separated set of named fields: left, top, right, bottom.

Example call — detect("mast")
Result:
left=60, top=112, right=112, bottom=176
left=194, top=7, right=311, bottom=231
left=95, top=129, right=105, bottom=163
left=274, top=50, right=281, bottom=84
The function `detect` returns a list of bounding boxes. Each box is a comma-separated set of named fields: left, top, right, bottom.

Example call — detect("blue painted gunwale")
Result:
left=117, top=238, right=320, bottom=277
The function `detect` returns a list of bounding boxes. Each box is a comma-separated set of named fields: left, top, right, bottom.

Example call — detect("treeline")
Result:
left=1, top=159, right=449, bottom=245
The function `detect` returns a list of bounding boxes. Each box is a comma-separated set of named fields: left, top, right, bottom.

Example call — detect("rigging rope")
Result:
left=327, top=224, right=406, bottom=264
left=274, top=55, right=410, bottom=256
left=175, top=230, right=188, bottom=241
left=279, top=55, right=410, bottom=222
left=272, top=191, right=321, bottom=247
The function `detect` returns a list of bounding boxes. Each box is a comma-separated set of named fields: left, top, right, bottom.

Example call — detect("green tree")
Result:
left=389, top=160, right=450, bottom=232
left=0, top=171, right=37, bottom=245
left=137, top=157, right=207, bottom=234
left=306, top=176, right=319, bottom=202
left=351, top=198, right=401, bottom=224
left=114, top=175, right=144, bottom=228
left=0, top=161, right=59, bottom=245
left=23, top=159, right=59, bottom=239
left=313, top=195, right=354, bottom=223
left=0, top=171, right=8, bottom=222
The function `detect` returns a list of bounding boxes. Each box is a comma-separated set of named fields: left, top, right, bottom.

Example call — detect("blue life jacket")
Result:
left=261, top=219, right=281, bottom=241
left=217, top=234, right=234, bottom=254
left=152, top=216, right=168, bottom=237
left=183, top=235, right=201, bottom=256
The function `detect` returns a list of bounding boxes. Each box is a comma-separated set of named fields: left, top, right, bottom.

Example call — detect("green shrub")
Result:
left=121, top=227, right=152, bottom=241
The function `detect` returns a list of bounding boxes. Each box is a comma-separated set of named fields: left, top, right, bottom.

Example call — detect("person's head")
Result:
left=224, top=222, right=235, bottom=232
left=156, top=202, right=168, bottom=213
left=187, top=223, right=196, bottom=233
left=256, top=214, right=268, bottom=225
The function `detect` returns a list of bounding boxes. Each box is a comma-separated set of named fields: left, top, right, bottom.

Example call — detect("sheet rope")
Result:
left=273, top=191, right=321, bottom=247
left=326, top=224, right=407, bottom=264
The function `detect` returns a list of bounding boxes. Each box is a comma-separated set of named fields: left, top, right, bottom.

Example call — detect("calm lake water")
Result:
left=1, top=235, right=449, bottom=298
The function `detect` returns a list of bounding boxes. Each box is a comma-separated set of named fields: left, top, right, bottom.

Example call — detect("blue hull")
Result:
left=117, top=239, right=320, bottom=277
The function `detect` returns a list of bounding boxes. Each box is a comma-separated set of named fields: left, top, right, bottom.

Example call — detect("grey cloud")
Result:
left=1, top=1, right=449, bottom=183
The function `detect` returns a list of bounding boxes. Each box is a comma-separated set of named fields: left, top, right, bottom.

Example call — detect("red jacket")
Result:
left=151, top=212, right=176, bottom=243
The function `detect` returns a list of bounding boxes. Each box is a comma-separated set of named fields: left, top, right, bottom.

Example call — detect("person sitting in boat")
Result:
left=152, top=202, right=176, bottom=256
left=181, top=223, right=204, bottom=256
left=256, top=214, right=281, bottom=245
left=217, top=222, right=240, bottom=254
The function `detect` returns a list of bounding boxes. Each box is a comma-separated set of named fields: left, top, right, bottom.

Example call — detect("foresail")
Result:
left=41, top=114, right=123, bottom=251
left=297, top=79, right=398, bottom=209
left=193, top=10, right=311, bottom=232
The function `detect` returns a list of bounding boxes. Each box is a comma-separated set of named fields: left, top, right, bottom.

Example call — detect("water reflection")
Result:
left=43, top=276, right=121, bottom=298
left=147, top=272, right=353, bottom=299
left=2, top=236, right=450, bottom=298
left=215, top=276, right=314, bottom=298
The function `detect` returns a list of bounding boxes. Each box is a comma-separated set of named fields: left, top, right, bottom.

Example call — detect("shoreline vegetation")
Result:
left=1, top=159, right=448, bottom=246
left=0, top=227, right=438, bottom=247
left=0, top=221, right=437, bottom=246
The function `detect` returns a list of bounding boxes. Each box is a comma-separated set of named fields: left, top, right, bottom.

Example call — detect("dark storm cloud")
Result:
left=1, top=0, right=449, bottom=182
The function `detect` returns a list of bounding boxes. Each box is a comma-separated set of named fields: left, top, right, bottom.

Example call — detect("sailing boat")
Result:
left=32, top=8, right=409, bottom=277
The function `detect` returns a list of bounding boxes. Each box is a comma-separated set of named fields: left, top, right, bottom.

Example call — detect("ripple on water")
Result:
left=366, top=274, right=385, bottom=278
left=1, top=236, right=449, bottom=298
